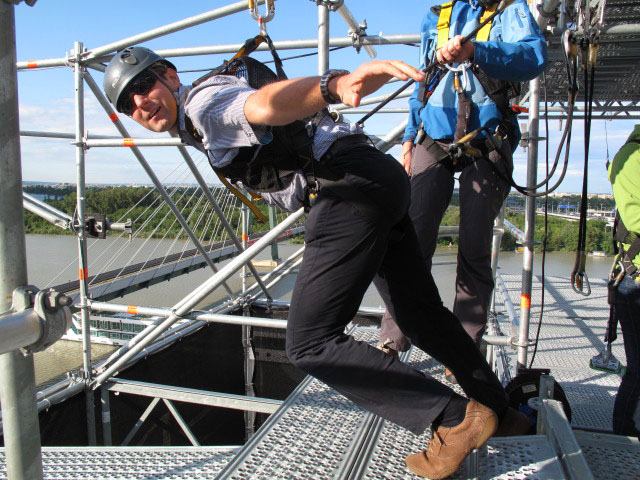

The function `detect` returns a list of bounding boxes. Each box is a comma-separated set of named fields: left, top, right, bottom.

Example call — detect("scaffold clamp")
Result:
left=14, top=286, right=73, bottom=354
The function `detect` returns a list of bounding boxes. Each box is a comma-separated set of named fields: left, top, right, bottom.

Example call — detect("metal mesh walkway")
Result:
left=0, top=446, right=237, bottom=480
left=494, top=274, right=624, bottom=432
left=3, top=283, right=640, bottom=479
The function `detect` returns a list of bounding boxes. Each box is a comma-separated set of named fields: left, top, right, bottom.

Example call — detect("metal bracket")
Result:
left=348, top=19, right=369, bottom=54
left=310, top=0, right=344, bottom=11
left=80, top=214, right=132, bottom=239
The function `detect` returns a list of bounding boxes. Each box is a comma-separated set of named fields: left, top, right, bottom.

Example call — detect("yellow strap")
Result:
left=437, top=2, right=455, bottom=50
left=437, top=1, right=498, bottom=50
left=214, top=171, right=267, bottom=223
left=476, top=2, right=498, bottom=43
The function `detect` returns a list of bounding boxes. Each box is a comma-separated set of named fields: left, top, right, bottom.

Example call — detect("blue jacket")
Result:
left=403, top=0, right=547, bottom=143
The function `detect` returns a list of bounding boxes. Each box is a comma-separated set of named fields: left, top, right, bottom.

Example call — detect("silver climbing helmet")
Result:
left=103, top=46, right=176, bottom=113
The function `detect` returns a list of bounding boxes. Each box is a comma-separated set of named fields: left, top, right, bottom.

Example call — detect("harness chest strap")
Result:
left=437, top=0, right=496, bottom=50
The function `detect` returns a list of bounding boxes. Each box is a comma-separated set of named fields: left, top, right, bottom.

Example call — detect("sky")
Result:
left=11, top=0, right=636, bottom=194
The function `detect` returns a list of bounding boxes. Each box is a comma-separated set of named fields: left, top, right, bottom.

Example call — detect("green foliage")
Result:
left=22, top=186, right=616, bottom=256
left=505, top=211, right=614, bottom=254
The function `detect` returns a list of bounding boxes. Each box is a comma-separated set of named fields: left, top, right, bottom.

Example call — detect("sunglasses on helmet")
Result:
left=117, top=69, right=158, bottom=115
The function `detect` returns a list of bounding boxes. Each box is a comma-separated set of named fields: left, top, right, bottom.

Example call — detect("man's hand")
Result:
left=436, top=35, right=475, bottom=65
left=330, top=60, right=426, bottom=107
left=401, top=141, right=415, bottom=175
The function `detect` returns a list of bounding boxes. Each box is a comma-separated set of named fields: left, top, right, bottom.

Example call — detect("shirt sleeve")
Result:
left=472, top=0, right=548, bottom=82
left=185, top=75, right=271, bottom=168
left=404, top=11, right=436, bottom=143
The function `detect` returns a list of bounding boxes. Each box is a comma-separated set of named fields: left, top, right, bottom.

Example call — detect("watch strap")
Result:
left=320, top=69, right=350, bottom=104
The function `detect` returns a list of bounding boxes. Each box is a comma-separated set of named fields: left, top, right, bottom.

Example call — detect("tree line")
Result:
left=24, top=185, right=616, bottom=255
left=438, top=206, right=614, bottom=254
left=22, top=185, right=277, bottom=240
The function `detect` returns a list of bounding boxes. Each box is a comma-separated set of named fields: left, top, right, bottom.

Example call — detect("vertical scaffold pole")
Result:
left=241, top=203, right=256, bottom=440
left=0, top=4, right=44, bottom=479
left=72, top=41, right=97, bottom=445
left=318, top=1, right=330, bottom=74
left=518, top=76, right=541, bottom=369
left=489, top=204, right=506, bottom=314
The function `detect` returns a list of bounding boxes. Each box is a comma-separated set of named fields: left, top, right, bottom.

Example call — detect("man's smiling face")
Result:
left=127, top=69, right=180, bottom=133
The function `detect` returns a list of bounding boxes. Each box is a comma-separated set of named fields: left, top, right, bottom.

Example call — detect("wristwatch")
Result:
left=320, top=69, right=350, bottom=104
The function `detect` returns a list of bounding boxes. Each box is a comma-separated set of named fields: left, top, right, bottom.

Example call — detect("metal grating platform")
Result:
left=494, top=274, right=624, bottom=432
left=3, top=279, right=639, bottom=479
left=575, top=431, right=640, bottom=479
left=0, top=446, right=238, bottom=480
left=217, top=329, right=577, bottom=479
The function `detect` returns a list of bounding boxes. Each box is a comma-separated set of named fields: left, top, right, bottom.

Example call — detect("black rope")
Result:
left=178, top=46, right=350, bottom=74
left=571, top=38, right=596, bottom=296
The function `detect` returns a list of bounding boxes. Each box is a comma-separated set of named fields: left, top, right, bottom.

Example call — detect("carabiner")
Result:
left=571, top=270, right=592, bottom=296
left=248, top=0, right=275, bottom=35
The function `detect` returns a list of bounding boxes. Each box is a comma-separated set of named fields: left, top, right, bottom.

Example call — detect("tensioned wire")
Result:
left=42, top=148, right=242, bottom=290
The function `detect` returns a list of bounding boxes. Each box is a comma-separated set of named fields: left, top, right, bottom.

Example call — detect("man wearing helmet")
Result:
left=377, top=0, right=547, bottom=382
left=104, top=47, right=528, bottom=478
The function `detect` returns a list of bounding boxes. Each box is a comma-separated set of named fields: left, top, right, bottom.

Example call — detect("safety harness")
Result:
left=415, top=0, right=521, bottom=174
left=180, top=34, right=334, bottom=214
left=603, top=138, right=640, bottom=348
left=612, top=141, right=640, bottom=280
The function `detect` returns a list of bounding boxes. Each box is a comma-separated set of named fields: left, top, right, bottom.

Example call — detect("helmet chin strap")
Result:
left=151, top=70, right=180, bottom=129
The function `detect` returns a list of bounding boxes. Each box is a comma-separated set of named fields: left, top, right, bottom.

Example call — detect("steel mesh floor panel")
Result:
left=497, top=275, right=609, bottom=319
left=575, top=432, right=640, bottom=479
left=494, top=273, right=626, bottom=433
left=218, top=328, right=384, bottom=480
left=0, top=447, right=237, bottom=480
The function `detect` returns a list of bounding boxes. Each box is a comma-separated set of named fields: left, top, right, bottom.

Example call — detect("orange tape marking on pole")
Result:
left=520, top=294, right=531, bottom=309
left=242, top=234, right=249, bottom=243
left=78, top=268, right=88, bottom=280
left=123, top=138, right=135, bottom=147
left=109, top=113, right=119, bottom=122
left=127, top=306, right=138, bottom=315
left=27, top=61, right=38, bottom=68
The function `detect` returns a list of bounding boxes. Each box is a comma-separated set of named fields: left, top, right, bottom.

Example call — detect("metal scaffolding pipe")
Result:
left=84, top=0, right=267, bottom=60
left=519, top=75, right=541, bottom=368
left=17, top=34, right=422, bottom=70
left=336, top=4, right=377, bottom=58
left=0, top=4, right=44, bottom=478
left=72, top=41, right=97, bottom=446
left=93, top=208, right=305, bottom=387
left=23, top=192, right=73, bottom=230
left=0, top=310, right=42, bottom=356
left=154, top=34, right=421, bottom=59
left=84, top=138, right=184, bottom=148
left=318, top=2, right=330, bottom=74
left=496, top=274, right=520, bottom=334
left=375, top=119, right=408, bottom=152
left=89, top=301, right=287, bottom=329
left=21, top=130, right=121, bottom=140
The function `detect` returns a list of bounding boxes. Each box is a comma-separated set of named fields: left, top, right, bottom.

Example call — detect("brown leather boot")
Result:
left=406, top=399, right=498, bottom=479
left=494, top=407, right=532, bottom=437
left=444, top=368, right=458, bottom=385
left=375, top=338, right=399, bottom=359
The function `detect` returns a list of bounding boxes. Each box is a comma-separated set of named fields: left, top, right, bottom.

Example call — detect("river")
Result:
left=23, top=234, right=613, bottom=387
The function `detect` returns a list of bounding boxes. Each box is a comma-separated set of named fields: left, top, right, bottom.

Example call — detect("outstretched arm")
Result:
left=244, top=60, right=425, bottom=126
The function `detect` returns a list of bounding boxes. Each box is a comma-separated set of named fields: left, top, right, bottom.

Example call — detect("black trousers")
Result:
left=286, top=143, right=508, bottom=434
left=381, top=140, right=511, bottom=349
